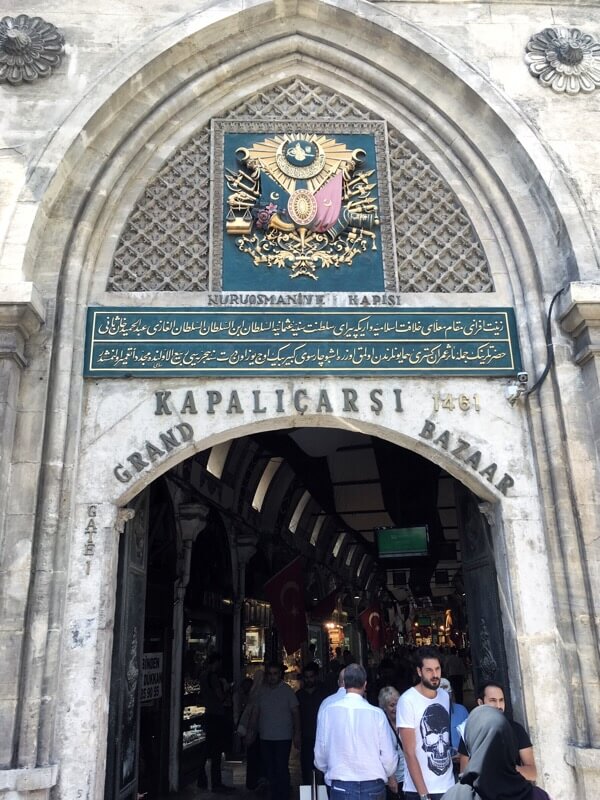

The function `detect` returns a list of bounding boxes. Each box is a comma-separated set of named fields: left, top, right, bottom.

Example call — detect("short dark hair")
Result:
left=415, top=646, right=441, bottom=670
left=343, top=663, right=367, bottom=689
left=266, top=661, right=284, bottom=677
left=477, top=681, right=505, bottom=701
left=303, top=661, right=319, bottom=675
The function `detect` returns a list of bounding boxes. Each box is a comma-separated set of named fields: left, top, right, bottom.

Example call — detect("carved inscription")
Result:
left=113, top=423, right=194, bottom=484
left=418, top=419, right=514, bottom=495
left=84, top=505, right=98, bottom=574
left=153, top=388, right=403, bottom=417
left=432, top=393, right=481, bottom=412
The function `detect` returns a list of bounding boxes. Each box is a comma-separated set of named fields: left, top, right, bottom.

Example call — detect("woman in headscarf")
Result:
left=441, top=705, right=537, bottom=800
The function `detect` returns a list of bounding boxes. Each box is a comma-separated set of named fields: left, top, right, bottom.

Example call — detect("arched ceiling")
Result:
left=170, top=427, right=464, bottom=611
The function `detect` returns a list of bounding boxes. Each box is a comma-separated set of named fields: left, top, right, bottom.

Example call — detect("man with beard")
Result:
left=396, top=646, right=454, bottom=800
left=458, top=682, right=537, bottom=783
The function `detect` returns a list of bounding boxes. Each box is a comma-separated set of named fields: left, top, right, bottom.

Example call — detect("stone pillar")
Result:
left=559, top=280, right=600, bottom=482
left=232, top=531, right=257, bottom=730
left=559, top=282, right=600, bottom=702
left=0, top=284, right=45, bottom=784
left=558, top=282, right=600, bottom=793
left=168, top=502, right=210, bottom=791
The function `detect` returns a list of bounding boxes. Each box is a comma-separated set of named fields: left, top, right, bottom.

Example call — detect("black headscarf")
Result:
left=441, top=705, right=532, bottom=800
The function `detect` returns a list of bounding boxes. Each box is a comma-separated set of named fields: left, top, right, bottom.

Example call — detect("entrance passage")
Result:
left=105, top=428, right=510, bottom=800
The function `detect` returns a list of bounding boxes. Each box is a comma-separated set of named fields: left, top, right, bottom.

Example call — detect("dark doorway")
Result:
left=105, top=427, right=510, bottom=799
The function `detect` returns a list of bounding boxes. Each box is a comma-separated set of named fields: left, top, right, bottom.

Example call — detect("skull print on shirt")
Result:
left=419, top=703, right=451, bottom=776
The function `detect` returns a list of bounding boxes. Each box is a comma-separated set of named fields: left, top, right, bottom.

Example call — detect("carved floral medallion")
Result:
left=0, top=14, right=65, bottom=85
left=525, top=26, right=600, bottom=94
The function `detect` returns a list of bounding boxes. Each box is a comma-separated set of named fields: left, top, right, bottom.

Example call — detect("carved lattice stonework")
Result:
left=110, top=129, right=211, bottom=291
left=388, top=129, right=492, bottom=292
left=108, top=79, right=493, bottom=293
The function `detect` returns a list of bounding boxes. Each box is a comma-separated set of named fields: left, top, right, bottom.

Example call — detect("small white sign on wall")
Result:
left=141, top=652, right=163, bottom=702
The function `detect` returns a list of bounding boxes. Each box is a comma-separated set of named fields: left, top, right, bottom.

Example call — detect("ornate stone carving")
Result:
left=115, top=507, right=135, bottom=535
left=388, top=129, right=492, bottom=292
left=108, top=79, right=493, bottom=293
left=478, top=501, right=497, bottom=529
left=0, top=14, right=64, bottom=85
left=478, top=616, right=498, bottom=680
left=525, top=27, right=600, bottom=94
left=110, top=129, right=211, bottom=291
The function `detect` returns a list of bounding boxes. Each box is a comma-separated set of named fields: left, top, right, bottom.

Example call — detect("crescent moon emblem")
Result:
left=270, top=192, right=280, bottom=201
left=368, top=611, right=381, bottom=630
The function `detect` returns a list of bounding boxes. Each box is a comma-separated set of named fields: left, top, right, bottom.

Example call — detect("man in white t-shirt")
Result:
left=396, top=646, right=454, bottom=800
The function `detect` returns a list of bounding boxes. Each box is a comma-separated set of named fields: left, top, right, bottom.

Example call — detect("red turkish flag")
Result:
left=264, top=557, right=308, bottom=654
left=311, top=590, right=339, bottom=619
left=360, top=605, right=384, bottom=651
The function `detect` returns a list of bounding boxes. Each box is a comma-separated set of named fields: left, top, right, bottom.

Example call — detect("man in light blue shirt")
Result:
left=314, top=664, right=397, bottom=800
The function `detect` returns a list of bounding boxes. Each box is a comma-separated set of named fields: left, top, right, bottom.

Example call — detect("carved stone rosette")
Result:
left=0, top=14, right=65, bottom=85
left=525, top=26, right=600, bottom=94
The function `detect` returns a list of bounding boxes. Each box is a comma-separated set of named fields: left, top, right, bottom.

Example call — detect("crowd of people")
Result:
left=197, top=646, right=550, bottom=800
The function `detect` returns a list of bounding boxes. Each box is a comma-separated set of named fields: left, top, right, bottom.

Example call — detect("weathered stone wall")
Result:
left=0, top=0, right=599, bottom=285
left=0, top=2, right=599, bottom=799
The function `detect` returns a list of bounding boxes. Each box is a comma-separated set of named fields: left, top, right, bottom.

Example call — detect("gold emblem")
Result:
left=225, top=132, right=380, bottom=280
left=287, top=189, right=318, bottom=226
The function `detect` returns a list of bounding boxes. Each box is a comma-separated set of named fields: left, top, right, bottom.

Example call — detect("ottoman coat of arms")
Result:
left=224, top=132, right=381, bottom=281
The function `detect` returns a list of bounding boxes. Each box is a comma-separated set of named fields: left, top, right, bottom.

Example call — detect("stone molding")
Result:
left=559, top=282, right=600, bottom=365
left=0, top=282, right=45, bottom=367
left=567, top=745, right=600, bottom=770
left=115, top=507, right=135, bottom=534
left=0, top=764, right=58, bottom=792
left=566, top=746, right=600, bottom=797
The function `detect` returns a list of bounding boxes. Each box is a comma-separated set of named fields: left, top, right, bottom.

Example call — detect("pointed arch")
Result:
left=8, top=5, right=597, bottom=800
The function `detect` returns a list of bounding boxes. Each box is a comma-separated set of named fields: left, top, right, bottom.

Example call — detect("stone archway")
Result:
left=56, top=386, right=554, bottom=798
left=3, top=3, right=600, bottom=800
left=102, top=417, right=518, bottom=799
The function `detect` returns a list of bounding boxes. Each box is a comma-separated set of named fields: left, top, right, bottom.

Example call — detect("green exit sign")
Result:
left=376, top=526, right=429, bottom=558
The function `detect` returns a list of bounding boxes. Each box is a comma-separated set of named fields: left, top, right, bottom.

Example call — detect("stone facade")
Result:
left=0, top=2, right=599, bottom=800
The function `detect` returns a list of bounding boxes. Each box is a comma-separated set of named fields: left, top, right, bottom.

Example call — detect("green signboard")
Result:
left=376, top=527, right=429, bottom=559
left=83, top=307, right=522, bottom=377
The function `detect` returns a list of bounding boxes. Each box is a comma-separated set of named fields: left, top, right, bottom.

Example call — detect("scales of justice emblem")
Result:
left=225, top=133, right=380, bottom=280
